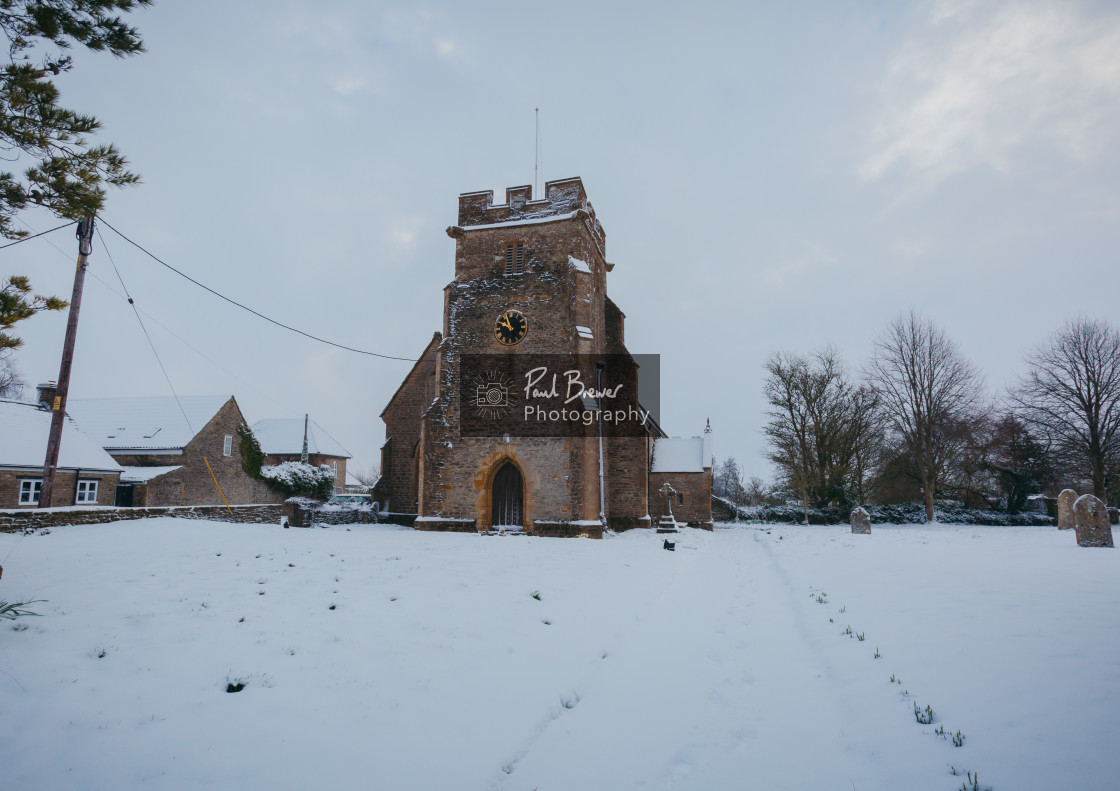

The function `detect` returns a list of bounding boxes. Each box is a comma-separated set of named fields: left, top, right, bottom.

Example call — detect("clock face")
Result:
left=494, top=310, right=528, bottom=346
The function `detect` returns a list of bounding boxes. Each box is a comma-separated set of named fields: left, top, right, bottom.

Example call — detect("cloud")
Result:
left=434, top=37, right=458, bottom=59
left=861, top=0, right=1120, bottom=182
left=763, top=240, right=841, bottom=286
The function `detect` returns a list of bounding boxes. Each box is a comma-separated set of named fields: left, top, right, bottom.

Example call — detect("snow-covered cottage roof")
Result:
left=67, top=395, right=231, bottom=451
left=0, top=399, right=123, bottom=472
left=251, top=418, right=351, bottom=458
left=650, top=437, right=709, bottom=473
left=119, top=465, right=183, bottom=483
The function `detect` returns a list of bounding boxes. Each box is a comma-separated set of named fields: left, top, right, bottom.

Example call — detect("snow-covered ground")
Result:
left=1, top=519, right=1117, bottom=791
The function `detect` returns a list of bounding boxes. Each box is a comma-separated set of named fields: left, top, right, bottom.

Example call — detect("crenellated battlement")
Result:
left=454, top=177, right=605, bottom=252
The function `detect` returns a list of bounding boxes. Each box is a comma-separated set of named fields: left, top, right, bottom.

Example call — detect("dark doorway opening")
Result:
left=491, top=462, right=523, bottom=530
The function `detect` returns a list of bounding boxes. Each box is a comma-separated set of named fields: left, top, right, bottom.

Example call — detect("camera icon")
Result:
left=476, top=383, right=509, bottom=407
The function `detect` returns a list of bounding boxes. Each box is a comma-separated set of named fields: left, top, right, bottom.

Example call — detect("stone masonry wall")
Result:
left=649, top=471, right=713, bottom=527
left=0, top=469, right=123, bottom=509
left=376, top=333, right=440, bottom=514
left=114, top=398, right=282, bottom=507
left=0, top=504, right=283, bottom=532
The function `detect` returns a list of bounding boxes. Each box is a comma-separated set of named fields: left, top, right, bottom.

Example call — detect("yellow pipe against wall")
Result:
left=203, top=456, right=233, bottom=515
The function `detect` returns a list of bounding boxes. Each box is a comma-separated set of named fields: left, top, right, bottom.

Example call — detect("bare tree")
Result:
left=0, top=349, right=24, bottom=398
left=763, top=347, right=881, bottom=511
left=1011, top=318, right=1120, bottom=502
left=713, top=457, right=747, bottom=518
left=744, top=476, right=768, bottom=507
left=866, top=312, right=986, bottom=522
left=351, top=463, right=381, bottom=488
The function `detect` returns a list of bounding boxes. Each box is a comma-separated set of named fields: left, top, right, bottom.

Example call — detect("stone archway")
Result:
left=491, top=461, right=524, bottom=531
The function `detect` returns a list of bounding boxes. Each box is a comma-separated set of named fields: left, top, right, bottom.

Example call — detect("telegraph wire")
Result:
left=84, top=268, right=304, bottom=421
left=97, top=217, right=417, bottom=362
left=16, top=216, right=320, bottom=427
left=96, top=226, right=195, bottom=435
left=0, top=220, right=76, bottom=251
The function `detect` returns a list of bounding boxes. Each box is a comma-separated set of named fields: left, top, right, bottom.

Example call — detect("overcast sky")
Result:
left=5, top=0, right=1119, bottom=481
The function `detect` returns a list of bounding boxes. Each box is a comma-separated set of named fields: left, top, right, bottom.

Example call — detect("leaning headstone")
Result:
left=1073, top=494, right=1114, bottom=548
left=850, top=507, right=871, bottom=535
left=1057, top=489, right=1078, bottom=530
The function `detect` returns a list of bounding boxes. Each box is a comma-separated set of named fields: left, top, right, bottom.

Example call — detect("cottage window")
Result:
left=504, top=243, right=524, bottom=275
left=76, top=480, right=99, bottom=504
left=223, top=435, right=233, bottom=456
left=19, top=479, right=42, bottom=505
left=677, top=493, right=685, bottom=506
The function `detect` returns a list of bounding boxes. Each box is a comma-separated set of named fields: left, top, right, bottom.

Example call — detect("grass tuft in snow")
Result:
left=914, top=703, right=935, bottom=725
left=531, top=590, right=542, bottom=601
left=0, top=599, right=45, bottom=620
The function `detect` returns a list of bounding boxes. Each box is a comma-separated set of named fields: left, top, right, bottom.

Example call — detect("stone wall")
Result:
left=0, top=503, right=283, bottom=532
left=375, top=333, right=441, bottom=515
left=0, top=469, right=123, bottom=509
left=649, top=471, right=713, bottom=527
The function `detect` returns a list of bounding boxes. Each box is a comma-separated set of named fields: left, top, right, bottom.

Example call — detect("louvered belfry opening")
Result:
left=491, top=461, right=523, bottom=529
left=504, top=243, right=524, bottom=275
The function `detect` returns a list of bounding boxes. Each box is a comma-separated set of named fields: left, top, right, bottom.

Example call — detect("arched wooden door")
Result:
left=491, top=462, right=523, bottom=531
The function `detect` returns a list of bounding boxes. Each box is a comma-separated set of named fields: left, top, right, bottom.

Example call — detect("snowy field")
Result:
left=1, top=519, right=1118, bottom=791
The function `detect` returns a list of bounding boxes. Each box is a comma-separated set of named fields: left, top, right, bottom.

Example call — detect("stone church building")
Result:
left=374, top=178, right=712, bottom=537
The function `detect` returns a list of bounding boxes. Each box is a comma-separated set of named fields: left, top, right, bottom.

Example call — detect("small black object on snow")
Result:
left=663, top=540, right=676, bottom=551
left=226, top=681, right=245, bottom=693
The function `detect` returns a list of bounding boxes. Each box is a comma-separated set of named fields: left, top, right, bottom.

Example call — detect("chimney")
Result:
left=36, top=382, right=58, bottom=410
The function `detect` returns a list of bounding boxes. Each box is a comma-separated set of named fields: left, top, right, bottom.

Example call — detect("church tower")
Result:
left=375, top=177, right=711, bottom=536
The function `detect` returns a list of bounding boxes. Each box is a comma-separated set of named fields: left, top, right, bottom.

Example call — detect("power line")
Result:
left=97, top=217, right=417, bottom=362
left=18, top=216, right=315, bottom=424
left=84, top=268, right=303, bottom=421
left=96, top=225, right=195, bottom=435
left=0, top=220, right=77, bottom=251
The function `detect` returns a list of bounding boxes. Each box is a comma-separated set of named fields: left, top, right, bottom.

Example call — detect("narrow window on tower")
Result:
left=505, top=243, right=525, bottom=275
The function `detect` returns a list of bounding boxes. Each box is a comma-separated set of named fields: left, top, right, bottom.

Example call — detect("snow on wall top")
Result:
left=251, top=418, right=351, bottom=458
left=67, top=395, right=231, bottom=451
left=453, top=177, right=606, bottom=252
left=568, top=255, right=592, bottom=274
left=650, top=437, right=707, bottom=473
left=0, top=399, right=123, bottom=471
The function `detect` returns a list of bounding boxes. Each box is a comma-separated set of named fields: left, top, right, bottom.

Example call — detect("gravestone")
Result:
left=850, top=507, right=871, bottom=534
left=1073, top=494, right=1114, bottom=548
left=1057, top=489, right=1078, bottom=530
left=657, top=482, right=679, bottom=533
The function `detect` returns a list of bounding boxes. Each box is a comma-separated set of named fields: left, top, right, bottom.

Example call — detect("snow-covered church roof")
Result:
left=251, top=418, right=351, bottom=458
left=650, top=436, right=712, bottom=473
left=67, top=395, right=232, bottom=451
left=0, top=399, right=123, bottom=472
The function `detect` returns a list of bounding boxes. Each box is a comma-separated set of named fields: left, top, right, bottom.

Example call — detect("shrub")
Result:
left=260, top=461, right=335, bottom=500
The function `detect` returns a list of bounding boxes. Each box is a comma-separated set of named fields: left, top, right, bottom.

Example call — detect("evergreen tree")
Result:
left=0, top=0, right=150, bottom=239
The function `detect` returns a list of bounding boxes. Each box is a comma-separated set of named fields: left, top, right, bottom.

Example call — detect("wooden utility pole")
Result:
left=39, top=218, right=96, bottom=509
left=301, top=413, right=309, bottom=465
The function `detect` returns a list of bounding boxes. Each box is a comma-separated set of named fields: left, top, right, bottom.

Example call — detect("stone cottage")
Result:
left=64, top=390, right=279, bottom=507
left=0, top=397, right=123, bottom=508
